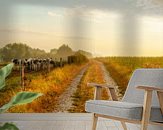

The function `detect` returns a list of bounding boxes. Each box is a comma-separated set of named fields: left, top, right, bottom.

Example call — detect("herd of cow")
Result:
left=12, top=58, right=65, bottom=72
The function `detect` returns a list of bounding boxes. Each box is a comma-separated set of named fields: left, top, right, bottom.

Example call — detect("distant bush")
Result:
left=68, top=53, right=88, bottom=64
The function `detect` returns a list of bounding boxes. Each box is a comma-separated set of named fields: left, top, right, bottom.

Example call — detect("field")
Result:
left=1, top=57, right=163, bottom=113
left=98, top=57, right=163, bottom=95
left=0, top=63, right=87, bottom=113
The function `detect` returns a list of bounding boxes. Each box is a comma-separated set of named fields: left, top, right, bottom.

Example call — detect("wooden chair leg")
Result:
left=157, top=91, right=163, bottom=114
left=92, top=114, right=98, bottom=130
left=141, top=90, right=152, bottom=130
left=121, top=121, right=127, bottom=130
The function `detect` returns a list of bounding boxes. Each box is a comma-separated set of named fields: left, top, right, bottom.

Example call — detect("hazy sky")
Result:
left=0, top=0, right=163, bottom=56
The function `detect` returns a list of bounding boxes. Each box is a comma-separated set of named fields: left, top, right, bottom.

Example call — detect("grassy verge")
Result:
left=0, top=63, right=87, bottom=113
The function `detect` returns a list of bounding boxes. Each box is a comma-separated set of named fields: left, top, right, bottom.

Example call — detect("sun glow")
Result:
left=139, top=16, right=163, bottom=56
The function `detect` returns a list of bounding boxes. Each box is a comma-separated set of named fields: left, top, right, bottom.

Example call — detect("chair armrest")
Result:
left=137, top=86, right=163, bottom=118
left=137, top=86, right=163, bottom=92
left=87, top=82, right=118, bottom=101
left=137, top=86, right=163, bottom=114
left=87, top=83, right=115, bottom=89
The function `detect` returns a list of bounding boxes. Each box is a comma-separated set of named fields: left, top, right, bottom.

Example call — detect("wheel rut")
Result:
left=53, top=64, right=89, bottom=112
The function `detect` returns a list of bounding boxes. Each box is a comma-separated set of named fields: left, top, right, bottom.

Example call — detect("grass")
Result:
left=2, top=57, right=162, bottom=113
left=0, top=63, right=87, bottom=113
left=0, top=62, right=9, bottom=69
left=98, top=57, right=163, bottom=96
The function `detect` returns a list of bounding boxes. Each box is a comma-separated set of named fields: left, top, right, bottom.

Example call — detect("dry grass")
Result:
left=98, top=57, right=163, bottom=95
left=0, top=63, right=86, bottom=113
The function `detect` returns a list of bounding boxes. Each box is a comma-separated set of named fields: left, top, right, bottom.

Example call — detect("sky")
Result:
left=0, top=0, right=163, bottom=56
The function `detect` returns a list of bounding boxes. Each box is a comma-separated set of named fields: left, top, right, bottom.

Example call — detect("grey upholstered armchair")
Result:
left=85, top=69, right=163, bottom=130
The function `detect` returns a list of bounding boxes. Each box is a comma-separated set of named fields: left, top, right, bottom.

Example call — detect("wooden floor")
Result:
left=0, top=113, right=140, bottom=130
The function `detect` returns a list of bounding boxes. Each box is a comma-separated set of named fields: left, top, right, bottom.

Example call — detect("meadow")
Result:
left=1, top=57, right=163, bottom=113
left=98, top=57, right=163, bottom=96
left=0, top=63, right=87, bottom=113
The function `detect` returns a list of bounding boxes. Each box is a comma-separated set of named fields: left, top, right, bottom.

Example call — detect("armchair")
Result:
left=85, top=69, right=163, bottom=130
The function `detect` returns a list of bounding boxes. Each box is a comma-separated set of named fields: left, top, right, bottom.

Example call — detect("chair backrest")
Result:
left=122, top=69, right=163, bottom=107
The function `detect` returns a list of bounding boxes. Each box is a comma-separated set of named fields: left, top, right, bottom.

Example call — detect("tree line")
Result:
left=0, top=43, right=92, bottom=62
left=0, top=43, right=49, bottom=61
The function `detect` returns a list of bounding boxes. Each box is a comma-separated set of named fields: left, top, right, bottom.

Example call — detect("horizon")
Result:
left=1, top=42, right=163, bottom=58
left=0, top=0, right=163, bottom=57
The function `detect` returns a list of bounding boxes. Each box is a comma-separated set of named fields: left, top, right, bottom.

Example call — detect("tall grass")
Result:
left=0, top=63, right=86, bottom=112
left=98, top=57, right=163, bottom=96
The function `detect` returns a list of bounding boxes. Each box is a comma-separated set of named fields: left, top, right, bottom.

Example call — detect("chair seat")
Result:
left=85, top=100, right=163, bottom=123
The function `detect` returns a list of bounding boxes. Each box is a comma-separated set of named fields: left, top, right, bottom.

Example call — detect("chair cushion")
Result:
left=85, top=100, right=163, bottom=123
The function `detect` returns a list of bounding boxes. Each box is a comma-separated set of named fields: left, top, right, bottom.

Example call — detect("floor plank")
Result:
left=0, top=113, right=138, bottom=130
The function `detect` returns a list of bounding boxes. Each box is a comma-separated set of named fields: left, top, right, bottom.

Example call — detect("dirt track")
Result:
left=54, top=61, right=120, bottom=112
left=53, top=65, right=89, bottom=112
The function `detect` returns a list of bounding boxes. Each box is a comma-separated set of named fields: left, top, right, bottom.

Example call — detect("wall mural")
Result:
left=0, top=0, right=163, bottom=115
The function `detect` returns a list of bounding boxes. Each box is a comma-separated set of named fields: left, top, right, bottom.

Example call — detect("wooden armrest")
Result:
left=137, top=86, right=163, bottom=92
left=87, top=83, right=115, bottom=89
left=137, top=86, right=163, bottom=119
left=137, top=86, right=163, bottom=123
left=87, top=82, right=118, bottom=101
